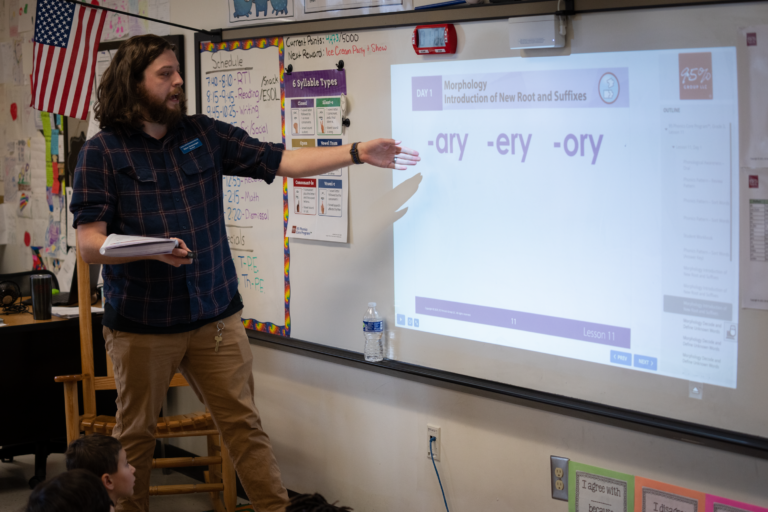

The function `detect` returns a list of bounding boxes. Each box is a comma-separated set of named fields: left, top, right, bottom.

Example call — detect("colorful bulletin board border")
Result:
left=200, top=37, right=291, bottom=337
left=571, top=462, right=768, bottom=512
left=707, top=496, right=768, bottom=512
left=635, top=476, right=705, bottom=512
left=569, top=461, right=635, bottom=512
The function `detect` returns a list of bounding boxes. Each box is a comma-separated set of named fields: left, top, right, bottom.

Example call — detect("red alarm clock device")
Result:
left=412, top=24, right=457, bottom=55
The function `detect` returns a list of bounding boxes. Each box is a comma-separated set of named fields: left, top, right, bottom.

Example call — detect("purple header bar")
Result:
left=415, top=297, right=631, bottom=348
left=412, top=68, right=629, bottom=111
left=291, top=98, right=314, bottom=108
left=412, top=76, right=443, bottom=111
left=285, top=70, right=347, bottom=98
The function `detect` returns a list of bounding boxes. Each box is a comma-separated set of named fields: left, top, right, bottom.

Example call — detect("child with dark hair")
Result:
left=287, top=493, right=353, bottom=512
left=65, top=434, right=135, bottom=505
left=26, top=469, right=115, bottom=512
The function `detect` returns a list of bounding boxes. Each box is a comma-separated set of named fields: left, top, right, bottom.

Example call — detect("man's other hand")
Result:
left=154, top=238, right=193, bottom=267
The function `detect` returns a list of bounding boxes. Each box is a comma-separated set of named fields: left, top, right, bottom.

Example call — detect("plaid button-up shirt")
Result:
left=70, top=115, right=284, bottom=327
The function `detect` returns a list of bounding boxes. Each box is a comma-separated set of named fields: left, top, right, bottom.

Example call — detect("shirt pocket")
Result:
left=112, top=154, right=161, bottom=214
left=179, top=151, right=216, bottom=207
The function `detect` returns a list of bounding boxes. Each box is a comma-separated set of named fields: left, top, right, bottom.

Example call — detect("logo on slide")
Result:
left=598, top=73, right=620, bottom=104
left=679, top=52, right=713, bottom=100
left=750, top=175, right=759, bottom=188
left=747, top=32, right=757, bottom=46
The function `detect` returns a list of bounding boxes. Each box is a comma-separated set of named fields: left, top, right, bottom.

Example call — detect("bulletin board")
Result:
left=198, top=37, right=290, bottom=335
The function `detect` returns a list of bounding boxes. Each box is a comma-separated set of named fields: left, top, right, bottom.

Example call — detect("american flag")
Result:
left=31, top=0, right=107, bottom=120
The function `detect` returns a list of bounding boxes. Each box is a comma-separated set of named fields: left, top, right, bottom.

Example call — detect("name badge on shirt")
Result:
left=180, top=138, right=203, bottom=154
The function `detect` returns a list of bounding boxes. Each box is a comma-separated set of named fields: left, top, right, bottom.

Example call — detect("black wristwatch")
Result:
left=350, top=142, right=363, bottom=165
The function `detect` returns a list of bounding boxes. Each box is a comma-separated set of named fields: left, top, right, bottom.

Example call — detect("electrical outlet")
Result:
left=427, top=425, right=441, bottom=462
left=550, top=456, right=569, bottom=501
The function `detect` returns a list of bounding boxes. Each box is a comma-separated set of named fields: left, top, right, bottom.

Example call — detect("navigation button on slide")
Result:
left=610, top=350, right=631, bottom=366
left=633, top=355, right=658, bottom=371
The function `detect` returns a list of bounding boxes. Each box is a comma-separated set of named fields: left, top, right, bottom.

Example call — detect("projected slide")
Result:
left=392, top=48, right=739, bottom=388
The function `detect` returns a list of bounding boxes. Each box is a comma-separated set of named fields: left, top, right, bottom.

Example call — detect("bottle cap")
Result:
left=368, top=302, right=376, bottom=307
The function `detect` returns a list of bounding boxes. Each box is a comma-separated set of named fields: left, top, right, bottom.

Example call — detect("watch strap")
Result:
left=350, top=142, right=363, bottom=165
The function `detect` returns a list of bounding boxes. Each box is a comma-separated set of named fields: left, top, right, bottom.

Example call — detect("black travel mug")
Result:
left=30, top=274, right=53, bottom=320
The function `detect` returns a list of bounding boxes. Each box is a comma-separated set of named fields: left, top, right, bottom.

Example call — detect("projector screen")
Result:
left=281, top=6, right=768, bottom=441
left=392, top=48, right=740, bottom=389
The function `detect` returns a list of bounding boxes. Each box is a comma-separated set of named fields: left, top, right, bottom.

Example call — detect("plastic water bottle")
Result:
left=363, top=302, right=384, bottom=362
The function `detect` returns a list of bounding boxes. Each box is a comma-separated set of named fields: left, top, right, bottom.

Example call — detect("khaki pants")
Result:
left=104, top=310, right=289, bottom=512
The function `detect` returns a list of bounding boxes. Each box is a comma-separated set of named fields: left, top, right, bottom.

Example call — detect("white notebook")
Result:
left=99, top=234, right=179, bottom=258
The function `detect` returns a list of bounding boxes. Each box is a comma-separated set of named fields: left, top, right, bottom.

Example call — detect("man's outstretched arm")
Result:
left=276, top=138, right=420, bottom=178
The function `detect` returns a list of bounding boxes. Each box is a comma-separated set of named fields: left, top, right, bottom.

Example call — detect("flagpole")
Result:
left=59, top=0, right=220, bottom=36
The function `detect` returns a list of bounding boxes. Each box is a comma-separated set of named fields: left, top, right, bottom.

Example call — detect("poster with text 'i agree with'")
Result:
left=285, top=69, right=348, bottom=243
left=569, top=461, right=634, bottom=512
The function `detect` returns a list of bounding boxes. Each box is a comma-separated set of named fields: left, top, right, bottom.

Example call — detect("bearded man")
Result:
left=70, top=34, right=419, bottom=512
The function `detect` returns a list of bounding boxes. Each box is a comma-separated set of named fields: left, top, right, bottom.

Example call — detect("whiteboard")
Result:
left=199, top=39, right=289, bottom=334
left=209, top=3, right=768, bottom=440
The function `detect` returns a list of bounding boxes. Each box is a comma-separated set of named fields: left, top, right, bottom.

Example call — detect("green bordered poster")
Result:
left=570, top=461, right=635, bottom=512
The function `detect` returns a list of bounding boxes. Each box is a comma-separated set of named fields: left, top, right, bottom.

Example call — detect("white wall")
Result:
left=167, top=342, right=768, bottom=510
left=0, top=244, right=31, bottom=273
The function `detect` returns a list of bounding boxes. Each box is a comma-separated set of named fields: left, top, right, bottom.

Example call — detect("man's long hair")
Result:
left=95, top=34, right=176, bottom=130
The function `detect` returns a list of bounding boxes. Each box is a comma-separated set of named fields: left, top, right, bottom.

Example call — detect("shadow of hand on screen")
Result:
left=358, top=172, right=423, bottom=242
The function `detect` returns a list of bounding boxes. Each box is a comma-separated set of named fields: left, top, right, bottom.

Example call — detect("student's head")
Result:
left=65, top=434, right=135, bottom=501
left=287, top=493, right=353, bottom=512
left=95, top=34, right=186, bottom=130
left=26, top=469, right=115, bottom=512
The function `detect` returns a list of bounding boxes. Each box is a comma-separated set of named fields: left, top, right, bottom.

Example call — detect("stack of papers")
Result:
left=52, top=307, right=105, bottom=318
left=99, top=234, right=179, bottom=258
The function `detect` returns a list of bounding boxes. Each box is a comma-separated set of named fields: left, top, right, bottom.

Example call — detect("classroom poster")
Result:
left=0, top=0, right=8, bottom=41
left=223, top=0, right=410, bottom=24
left=200, top=38, right=289, bottom=335
left=707, top=496, right=768, bottom=512
left=0, top=202, right=7, bottom=245
left=739, top=25, right=768, bottom=169
left=18, top=0, right=34, bottom=33
left=224, top=0, right=294, bottom=26
left=87, top=50, right=114, bottom=140
left=99, top=0, right=170, bottom=41
left=634, top=476, right=705, bottom=512
left=569, top=461, right=635, bottom=512
left=285, top=69, right=349, bottom=243
left=301, top=0, right=404, bottom=18
left=742, top=170, right=768, bottom=309
left=8, top=0, right=18, bottom=37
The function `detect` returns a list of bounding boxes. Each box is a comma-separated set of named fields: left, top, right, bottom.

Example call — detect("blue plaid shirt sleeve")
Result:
left=214, top=120, right=284, bottom=183
left=70, top=137, right=118, bottom=228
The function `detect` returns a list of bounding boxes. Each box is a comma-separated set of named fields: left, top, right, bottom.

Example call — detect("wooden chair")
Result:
left=54, top=242, right=237, bottom=512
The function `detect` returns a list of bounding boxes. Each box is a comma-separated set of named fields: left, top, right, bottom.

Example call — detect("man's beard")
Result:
left=138, top=86, right=187, bottom=128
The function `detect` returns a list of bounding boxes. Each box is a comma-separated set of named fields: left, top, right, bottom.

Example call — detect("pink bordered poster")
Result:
left=707, top=496, right=768, bottom=512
